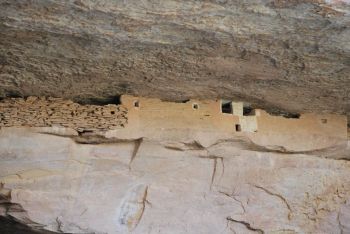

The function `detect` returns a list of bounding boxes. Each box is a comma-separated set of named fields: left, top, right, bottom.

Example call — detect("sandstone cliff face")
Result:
left=0, top=127, right=349, bottom=234
left=1, top=1, right=350, bottom=232
left=0, top=0, right=350, bottom=117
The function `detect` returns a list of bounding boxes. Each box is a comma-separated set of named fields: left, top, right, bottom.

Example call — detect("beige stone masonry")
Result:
left=0, top=97, right=128, bottom=131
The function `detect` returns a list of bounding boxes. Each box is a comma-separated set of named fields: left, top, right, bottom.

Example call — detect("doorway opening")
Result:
left=235, top=124, right=241, bottom=132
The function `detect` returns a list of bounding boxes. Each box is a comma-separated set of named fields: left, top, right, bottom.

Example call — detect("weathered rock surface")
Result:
left=0, top=0, right=350, bottom=117
left=0, top=127, right=349, bottom=234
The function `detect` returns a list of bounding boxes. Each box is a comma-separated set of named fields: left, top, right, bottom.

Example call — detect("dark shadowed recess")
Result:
left=0, top=216, right=59, bottom=234
left=267, top=109, right=301, bottom=119
left=75, top=95, right=122, bottom=106
left=0, top=95, right=123, bottom=107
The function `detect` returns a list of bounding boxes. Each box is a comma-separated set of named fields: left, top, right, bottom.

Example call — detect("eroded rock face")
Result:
left=0, top=0, right=350, bottom=116
left=0, top=128, right=349, bottom=234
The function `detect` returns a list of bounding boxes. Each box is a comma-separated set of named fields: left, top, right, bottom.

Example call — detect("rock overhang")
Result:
left=0, top=0, right=349, bottom=118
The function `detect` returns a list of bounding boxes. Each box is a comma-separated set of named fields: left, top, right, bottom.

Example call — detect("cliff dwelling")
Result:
left=0, top=1, right=350, bottom=234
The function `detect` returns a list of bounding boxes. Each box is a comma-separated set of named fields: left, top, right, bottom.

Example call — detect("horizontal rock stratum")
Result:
left=0, top=0, right=349, bottom=117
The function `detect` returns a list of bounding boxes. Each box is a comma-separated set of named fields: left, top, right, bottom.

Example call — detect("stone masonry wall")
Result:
left=0, top=97, right=128, bottom=131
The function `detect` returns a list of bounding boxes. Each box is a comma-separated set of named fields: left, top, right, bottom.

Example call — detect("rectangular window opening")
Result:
left=221, top=100, right=233, bottom=114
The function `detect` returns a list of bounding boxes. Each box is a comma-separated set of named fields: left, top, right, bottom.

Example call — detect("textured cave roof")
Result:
left=0, top=0, right=349, bottom=117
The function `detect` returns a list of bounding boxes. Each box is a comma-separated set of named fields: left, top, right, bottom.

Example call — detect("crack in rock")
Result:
left=55, top=217, right=63, bottom=233
left=129, top=138, right=143, bottom=169
left=218, top=191, right=246, bottom=214
left=198, top=155, right=224, bottom=190
left=337, top=212, right=345, bottom=234
left=251, top=184, right=292, bottom=220
left=226, top=216, right=264, bottom=234
left=211, top=158, right=217, bottom=190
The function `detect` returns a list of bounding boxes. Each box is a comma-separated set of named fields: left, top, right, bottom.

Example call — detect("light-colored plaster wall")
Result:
left=117, top=95, right=347, bottom=151
left=250, top=109, right=348, bottom=151
left=120, top=95, right=247, bottom=132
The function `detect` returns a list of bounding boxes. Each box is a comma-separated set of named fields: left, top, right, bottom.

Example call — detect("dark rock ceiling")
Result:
left=0, top=0, right=349, bottom=117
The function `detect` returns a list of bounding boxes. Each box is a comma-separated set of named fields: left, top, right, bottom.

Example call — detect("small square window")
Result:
left=193, top=103, right=199, bottom=109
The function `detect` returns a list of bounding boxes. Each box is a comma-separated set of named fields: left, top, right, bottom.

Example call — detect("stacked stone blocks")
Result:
left=0, top=97, right=128, bottom=131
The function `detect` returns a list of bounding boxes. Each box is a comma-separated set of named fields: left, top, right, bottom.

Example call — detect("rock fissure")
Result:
left=198, top=154, right=225, bottom=190
left=218, top=191, right=246, bottom=214
left=55, top=217, right=63, bottom=233
left=226, top=216, right=265, bottom=234
left=129, top=138, right=143, bottom=169
left=210, top=158, right=217, bottom=190
left=250, top=184, right=293, bottom=220
left=337, top=211, right=345, bottom=234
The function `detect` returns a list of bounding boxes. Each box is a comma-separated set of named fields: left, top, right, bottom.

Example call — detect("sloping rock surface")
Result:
left=0, top=128, right=349, bottom=234
left=0, top=0, right=349, bottom=116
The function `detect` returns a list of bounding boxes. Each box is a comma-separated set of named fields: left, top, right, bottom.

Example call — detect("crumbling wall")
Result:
left=0, top=97, right=128, bottom=131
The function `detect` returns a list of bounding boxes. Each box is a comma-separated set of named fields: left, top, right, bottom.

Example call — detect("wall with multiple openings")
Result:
left=119, top=95, right=255, bottom=136
left=0, top=95, right=347, bottom=151
left=118, top=95, right=347, bottom=151
left=0, top=97, right=127, bottom=132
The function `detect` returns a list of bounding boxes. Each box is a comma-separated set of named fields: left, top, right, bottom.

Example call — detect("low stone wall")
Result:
left=0, top=97, right=128, bottom=131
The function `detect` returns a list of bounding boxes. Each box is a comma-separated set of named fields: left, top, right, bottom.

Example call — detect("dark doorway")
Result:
left=243, top=106, right=254, bottom=116
left=235, top=124, right=241, bottom=132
